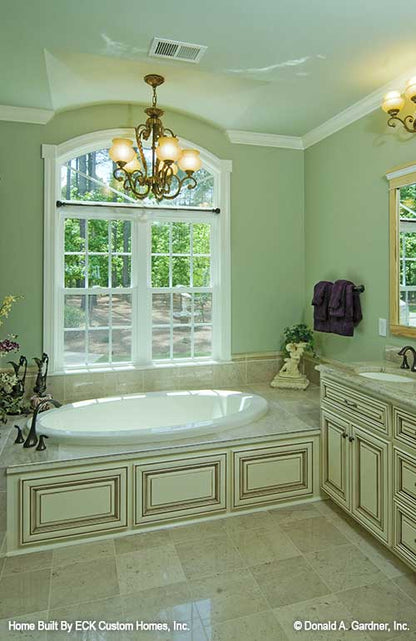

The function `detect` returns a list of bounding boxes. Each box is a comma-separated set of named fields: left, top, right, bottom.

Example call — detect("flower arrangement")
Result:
left=0, top=295, right=27, bottom=422
left=0, top=295, right=21, bottom=357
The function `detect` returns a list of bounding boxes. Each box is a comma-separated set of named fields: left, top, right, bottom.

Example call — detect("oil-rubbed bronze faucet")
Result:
left=23, top=398, right=62, bottom=448
left=398, top=345, right=416, bottom=372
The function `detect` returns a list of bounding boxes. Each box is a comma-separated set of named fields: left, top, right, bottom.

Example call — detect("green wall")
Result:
left=304, top=109, right=416, bottom=361
left=0, top=104, right=305, bottom=359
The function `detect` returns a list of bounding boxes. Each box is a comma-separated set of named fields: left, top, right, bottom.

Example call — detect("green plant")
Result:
left=64, top=304, right=86, bottom=328
left=281, top=323, right=316, bottom=357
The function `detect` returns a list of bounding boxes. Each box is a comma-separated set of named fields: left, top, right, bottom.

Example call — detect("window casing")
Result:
left=42, top=129, right=231, bottom=373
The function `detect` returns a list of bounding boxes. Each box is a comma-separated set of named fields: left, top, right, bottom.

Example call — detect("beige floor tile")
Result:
left=204, top=610, right=288, bottom=641
left=223, top=511, right=275, bottom=534
left=251, top=555, right=330, bottom=608
left=393, top=574, right=416, bottom=604
left=338, top=580, right=416, bottom=640
left=280, top=516, right=349, bottom=553
left=274, top=594, right=372, bottom=640
left=117, top=544, right=185, bottom=593
left=48, top=596, right=122, bottom=640
left=120, top=582, right=209, bottom=640
left=188, top=568, right=268, bottom=625
left=2, top=550, right=52, bottom=575
left=117, top=616, right=208, bottom=641
left=269, top=502, right=322, bottom=524
left=50, top=558, right=119, bottom=610
left=175, top=536, right=245, bottom=580
left=122, top=581, right=193, bottom=622
left=169, top=520, right=227, bottom=545
left=115, top=530, right=170, bottom=555
left=52, top=539, right=114, bottom=567
left=314, top=498, right=349, bottom=520
left=355, top=536, right=410, bottom=579
left=305, top=544, right=384, bottom=591
left=0, top=610, right=49, bottom=641
left=0, top=569, right=51, bottom=619
left=228, top=526, right=299, bottom=566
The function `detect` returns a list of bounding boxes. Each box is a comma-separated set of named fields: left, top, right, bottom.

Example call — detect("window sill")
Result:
left=51, top=359, right=232, bottom=376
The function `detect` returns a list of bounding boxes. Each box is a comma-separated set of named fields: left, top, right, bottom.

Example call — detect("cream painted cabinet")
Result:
left=232, top=440, right=315, bottom=508
left=350, top=425, right=389, bottom=542
left=321, top=407, right=390, bottom=542
left=321, top=412, right=350, bottom=509
left=19, top=464, right=128, bottom=545
left=134, top=453, right=227, bottom=524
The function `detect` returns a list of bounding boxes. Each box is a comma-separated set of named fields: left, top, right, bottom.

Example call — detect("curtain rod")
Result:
left=56, top=200, right=220, bottom=214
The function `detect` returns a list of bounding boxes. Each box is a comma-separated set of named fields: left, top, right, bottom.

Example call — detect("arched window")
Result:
left=42, top=129, right=231, bottom=372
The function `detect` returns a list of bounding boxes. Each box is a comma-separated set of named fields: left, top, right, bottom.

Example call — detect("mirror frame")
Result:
left=387, top=162, right=416, bottom=338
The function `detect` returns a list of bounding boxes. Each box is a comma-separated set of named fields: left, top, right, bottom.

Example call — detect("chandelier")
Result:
left=109, top=74, right=202, bottom=201
left=381, top=77, right=416, bottom=133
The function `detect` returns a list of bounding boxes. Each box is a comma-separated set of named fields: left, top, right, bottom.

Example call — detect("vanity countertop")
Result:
left=318, top=360, right=416, bottom=412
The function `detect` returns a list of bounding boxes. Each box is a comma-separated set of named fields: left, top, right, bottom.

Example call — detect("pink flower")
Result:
left=0, top=338, right=20, bottom=354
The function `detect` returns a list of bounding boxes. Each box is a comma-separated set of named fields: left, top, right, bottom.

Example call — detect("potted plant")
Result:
left=281, top=323, right=316, bottom=357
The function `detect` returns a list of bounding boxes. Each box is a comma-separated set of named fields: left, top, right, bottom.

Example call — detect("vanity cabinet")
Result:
left=321, top=373, right=416, bottom=571
left=322, top=409, right=389, bottom=542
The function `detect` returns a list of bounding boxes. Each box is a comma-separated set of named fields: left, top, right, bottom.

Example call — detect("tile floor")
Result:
left=0, top=499, right=415, bottom=640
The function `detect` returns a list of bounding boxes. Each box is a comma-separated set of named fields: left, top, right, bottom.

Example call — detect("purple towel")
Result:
left=312, top=281, right=333, bottom=332
left=329, top=280, right=362, bottom=336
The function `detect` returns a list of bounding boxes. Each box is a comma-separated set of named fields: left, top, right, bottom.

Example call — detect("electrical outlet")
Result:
left=378, top=318, right=387, bottom=337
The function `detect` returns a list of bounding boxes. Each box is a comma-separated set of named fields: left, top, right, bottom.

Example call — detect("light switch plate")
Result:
left=378, top=318, right=387, bottom=337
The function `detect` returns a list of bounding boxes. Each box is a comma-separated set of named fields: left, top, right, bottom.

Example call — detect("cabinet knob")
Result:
left=348, top=436, right=355, bottom=442
left=342, top=432, right=347, bottom=439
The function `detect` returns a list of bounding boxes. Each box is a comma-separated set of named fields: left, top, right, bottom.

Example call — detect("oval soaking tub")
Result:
left=31, top=390, right=268, bottom=445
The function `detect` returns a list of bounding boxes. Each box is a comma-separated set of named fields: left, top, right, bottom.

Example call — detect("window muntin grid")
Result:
left=399, top=183, right=416, bottom=327
left=151, top=222, right=213, bottom=360
left=63, top=218, right=133, bottom=366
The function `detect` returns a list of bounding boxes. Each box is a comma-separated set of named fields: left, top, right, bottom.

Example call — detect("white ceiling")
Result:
left=1, top=0, right=416, bottom=136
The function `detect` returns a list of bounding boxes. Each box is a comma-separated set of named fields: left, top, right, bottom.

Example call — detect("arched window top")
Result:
left=57, top=128, right=219, bottom=209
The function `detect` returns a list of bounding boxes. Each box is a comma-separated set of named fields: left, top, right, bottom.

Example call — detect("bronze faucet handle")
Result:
left=14, top=425, right=24, bottom=444
left=36, top=435, right=49, bottom=451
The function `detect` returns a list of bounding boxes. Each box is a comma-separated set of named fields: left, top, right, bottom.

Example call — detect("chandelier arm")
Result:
left=387, top=115, right=416, bottom=133
left=162, top=127, right=176, bottom=137
left=154, top=173, right=198, bottom=201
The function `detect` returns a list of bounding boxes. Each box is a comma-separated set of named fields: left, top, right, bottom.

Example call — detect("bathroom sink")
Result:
left=358, top=371, right=414, bottom=383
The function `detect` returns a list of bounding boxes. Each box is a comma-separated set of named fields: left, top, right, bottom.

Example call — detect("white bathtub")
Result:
left=31, top=390, right=268, bottom=445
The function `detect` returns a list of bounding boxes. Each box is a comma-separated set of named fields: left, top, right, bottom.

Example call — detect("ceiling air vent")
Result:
left=149, top=37, right=207, bottom=63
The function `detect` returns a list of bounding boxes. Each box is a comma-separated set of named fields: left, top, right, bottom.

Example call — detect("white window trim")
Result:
left=42, top=128, right=232, bottom=374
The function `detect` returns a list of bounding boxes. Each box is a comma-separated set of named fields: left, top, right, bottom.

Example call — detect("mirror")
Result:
left=388, top=164, right=416, bottom=337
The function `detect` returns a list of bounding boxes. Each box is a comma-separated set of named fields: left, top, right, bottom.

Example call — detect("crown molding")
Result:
left=226, top=129, right=303, bottom=150
left=302, top=90, right=382, bottom=149
left=0, top=105, right=55, bottom=125
left=229, top=67, right=416, bottom=150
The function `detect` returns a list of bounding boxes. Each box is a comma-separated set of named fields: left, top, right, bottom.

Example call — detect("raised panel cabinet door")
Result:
left=350, top=425, right=390, bottom=543
left=135, top=453, right=227, bottom=524
left=321, top=411, right=350, bottom=509
left=233, top=441, right=314, bottom=508
left=20, top=465, right=128, bottom=545
left=394, top=447, right=416, bottom=509
left=393, top=501, right=416, bottom=571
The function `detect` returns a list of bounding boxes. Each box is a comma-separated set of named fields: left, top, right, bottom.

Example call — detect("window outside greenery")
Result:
left=399, top=183, right=416, bottom=326
left=60, top=147, right=215, bottom=367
